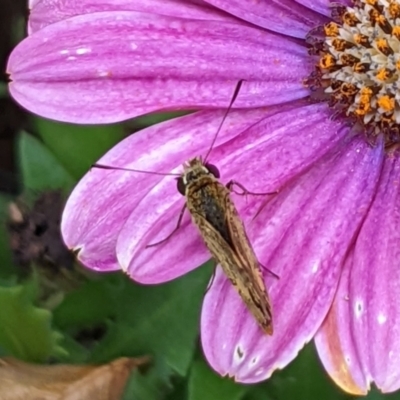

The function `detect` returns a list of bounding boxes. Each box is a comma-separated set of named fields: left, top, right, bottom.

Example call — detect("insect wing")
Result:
left=224, top=196, right=273, bottom=334
left=191, top=210, right=240, bottom=279
left=191, top=203, right=273, bottom=335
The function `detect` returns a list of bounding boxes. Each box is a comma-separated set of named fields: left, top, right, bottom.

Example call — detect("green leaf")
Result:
left=0, top=194, right=15, bottom=278
left=188, top=356, right=247, bottom=400
left=131, top=111, right=191, bottom=130
left=53, top=275, right=119, bottom=329
left=90, top=264, right=212, bottom=376
left=252, top=343, right=353, bottom=400
left=363, top=388, right=400, bottom=399
left=122, top=357, right=175, bottom=400
left=258, top=350, right=400, bottom=400
left=18, top=131, right=75, bottom=192
left=0, top=82, right=7, bottom=98
left=34, top=118, right=126, bottom=180
left=56, top=333, right=90, bottom=363
left=0, top=279, right=64, bottom=362
left=243, top=385, right=278, bottom=400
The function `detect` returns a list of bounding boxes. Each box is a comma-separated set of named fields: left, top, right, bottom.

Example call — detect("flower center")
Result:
left=305, top=0, right=400, bottom=146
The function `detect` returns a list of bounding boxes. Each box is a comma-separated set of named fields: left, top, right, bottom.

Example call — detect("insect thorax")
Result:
left=182, top=158, right=210, bottom=186
left=187, top=176, right=232, bottom=246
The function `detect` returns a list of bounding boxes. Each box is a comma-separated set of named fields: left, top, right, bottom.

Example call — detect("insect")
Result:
left=177, top=156, right=275, bottom=334
left=94, top=81, right=277, bottom=334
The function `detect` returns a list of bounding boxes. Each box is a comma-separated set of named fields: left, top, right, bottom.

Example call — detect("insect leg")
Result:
left=227, top=180, right=278, bottom=220
left=146, top=204, right=187, bottom=248
left=226, top=180, right=277, bottom=196
left=259, top=262, right=280, bottom=280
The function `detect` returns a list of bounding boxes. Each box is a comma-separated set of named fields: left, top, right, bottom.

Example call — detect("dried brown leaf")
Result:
left=0, top=356, right=149, bottom=400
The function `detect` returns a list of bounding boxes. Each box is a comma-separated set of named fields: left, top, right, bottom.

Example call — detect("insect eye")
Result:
left=205, top=163, right=220, bottom=178
left=176, top=177, right=186, bottom=195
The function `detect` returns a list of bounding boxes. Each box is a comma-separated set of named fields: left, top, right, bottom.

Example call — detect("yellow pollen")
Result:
left=355, top=105, right=371, bottom=116
left=332, top=38, right=350, bottom=51
left=369, top=9, right=386, bottom=26
left=324, top=22, right=339, bottom=37
left=393, top=26, right=400, bottom=39
left=370, top=9, right=379, bottom=20
left=389, top=2, right=400, bottom=19
left=376, top=68, right=391, bottom=81
left=319, top=54, right=335, bottom=69
left=343, top=12, right=359, bottom=27
left=354, top=33, right=370, bottom=47
left=355, top=88, right=373, bottom=116
left=360, top=87, right=373, bottom=98
left=378, top=14, right=386, bottom=25
left=305, top=0, right=400, bottom=144
left=341, top=53, right=359, bottom=66
left=377, top=95, right=395, bottom=112
left=354, top=62, right=368, bottom=73
left=341, top=83, right=357, bottom=96
left=376, top=38, right=391, bottom=53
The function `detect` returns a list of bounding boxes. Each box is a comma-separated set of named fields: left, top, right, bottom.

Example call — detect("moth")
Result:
left=177, top=156, right=275, bottom=334
left=94, top=81, right=276, bottom=334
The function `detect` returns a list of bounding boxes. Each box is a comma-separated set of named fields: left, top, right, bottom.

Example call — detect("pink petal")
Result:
left=315, top=154, right=400, bottom=394
left=314, top=254, right=367, bottom=395
left=8, top=11, right=311, bottom=124
left=115, top=106, right=289, bottom=283
left=29, top=0, right=229, bottom=33
left=118, top=102, right=353, bottom=283
left=294, top=0, right=352, bottom=16
left=203, top=0, right=327, bottom=38
left=29, top=0, right=41, bottom=8
left=62, top=107, right=271, bottom=271
left=201, top=136, right=384, bottom=383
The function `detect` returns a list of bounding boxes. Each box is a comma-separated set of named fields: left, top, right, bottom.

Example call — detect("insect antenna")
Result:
left=91, top=163, right=181, bottom=177
left=92, top=79, right=244, bottom=175
left=203, top=79, right=244, bottom=163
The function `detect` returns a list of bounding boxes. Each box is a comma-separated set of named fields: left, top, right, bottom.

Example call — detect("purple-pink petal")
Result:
left=62, top=107, right=273, bottom=272
left=115, top=107, right=276, bottom=282
left=118, top=102, right=358, bottom=283
left=28, top=0, right=230, bottom=33
left=201, top=136, right=384, bottom=383
left=8, top=11, right=311, bottom=124
left=294, top=0, right=352, bottom=17
left=115, top=104, right=298, bottom=283
left=203, top=0, right=327, bottom=38
left=315, top=154, right=400, bottom=394
left=29, top=0, right=40, bottom=8
left=314, top=254, right=368, bottom=395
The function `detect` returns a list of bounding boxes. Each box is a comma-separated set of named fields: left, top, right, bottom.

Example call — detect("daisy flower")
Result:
left=7, top=0, right=400, bottom=394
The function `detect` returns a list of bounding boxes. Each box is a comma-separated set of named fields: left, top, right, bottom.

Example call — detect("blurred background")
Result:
left=0, top=1, right=399, bottom=399
left=0, top=0, right=26, bottom=195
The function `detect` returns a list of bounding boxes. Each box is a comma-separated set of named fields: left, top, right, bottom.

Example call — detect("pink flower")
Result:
left=7, top=0, right=400, bottom=394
